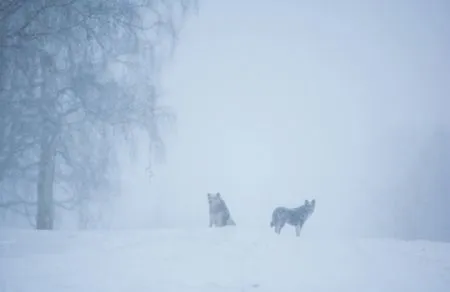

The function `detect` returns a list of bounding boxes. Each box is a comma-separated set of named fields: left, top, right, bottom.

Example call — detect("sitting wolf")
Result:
left=270, top=199, right=316, bottom=236
left=207, top=192, right=236, bottom=227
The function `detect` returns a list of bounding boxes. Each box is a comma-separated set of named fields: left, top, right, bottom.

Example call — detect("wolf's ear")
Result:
left=311, top=199, right=316, bottom=206
left=305, top=199, right=309, bottom=205
left=207, top=193, right=212, bottom=198
left=216, top=192, right=221, bottom=198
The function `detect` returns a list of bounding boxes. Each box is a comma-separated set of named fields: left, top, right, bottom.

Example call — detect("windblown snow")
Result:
left=1, top=228, right=450, bottom=292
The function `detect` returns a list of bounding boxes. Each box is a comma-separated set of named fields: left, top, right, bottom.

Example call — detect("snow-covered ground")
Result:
left=1, top=227, right=450, bottom=292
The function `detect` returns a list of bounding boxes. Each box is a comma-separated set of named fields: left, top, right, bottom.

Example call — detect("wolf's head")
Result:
left=207, top=192, right=224, bottom=212
left=306, top=199, right=316, bottom=216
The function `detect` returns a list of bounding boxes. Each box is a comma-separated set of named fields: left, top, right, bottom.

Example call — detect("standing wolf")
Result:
left=207, top=192, right=236, bottom=227
left=270, top=199, right=316, bottom=236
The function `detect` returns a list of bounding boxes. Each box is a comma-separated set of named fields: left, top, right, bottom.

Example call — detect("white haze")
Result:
left=100, top=0, right=450, bottom=239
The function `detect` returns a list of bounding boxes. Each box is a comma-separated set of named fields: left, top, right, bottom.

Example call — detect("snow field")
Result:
left=1, top=227, right=450, bottom=292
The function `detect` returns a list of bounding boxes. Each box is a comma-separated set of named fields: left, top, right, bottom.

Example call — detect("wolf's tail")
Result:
left=227, top=218, right=236, bottom=226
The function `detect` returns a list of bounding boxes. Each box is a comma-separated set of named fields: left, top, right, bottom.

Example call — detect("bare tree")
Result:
left=0, top=0, right=197, bottom=230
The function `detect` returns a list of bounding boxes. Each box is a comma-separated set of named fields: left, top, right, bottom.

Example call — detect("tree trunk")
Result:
left=36, top=133, right=57, bottom=230
left=78, top=200, right=90, bottom=230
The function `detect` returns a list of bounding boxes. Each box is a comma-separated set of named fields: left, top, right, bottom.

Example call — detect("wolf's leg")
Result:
left=295, top=225, right=302, bottom=236
left=295, top=221, right=304, bottom=237
left=273, top=223, right=279, bottom=234
left=209, top=215, right=214, bottom=228
left=274, top=225, right=281, bottom=234
left=275, top=222, right=285, bottom=234
left=270, top=213, right=277, bottom=228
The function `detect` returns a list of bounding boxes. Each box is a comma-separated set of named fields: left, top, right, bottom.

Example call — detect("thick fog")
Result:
left=3, top=0, right=448, bottom=241
left=110, top=0, right=450, bottom=240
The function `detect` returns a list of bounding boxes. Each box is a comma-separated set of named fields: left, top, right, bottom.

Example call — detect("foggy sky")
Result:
left=114, top=0, right=450, bottom=239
